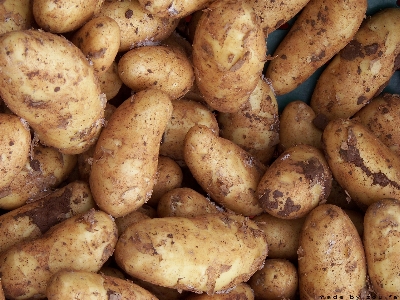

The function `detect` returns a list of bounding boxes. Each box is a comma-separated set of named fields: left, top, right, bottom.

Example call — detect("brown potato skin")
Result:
left=89, top=89, right=173, bottom=217
left=298, top=204, right=367, bottom=299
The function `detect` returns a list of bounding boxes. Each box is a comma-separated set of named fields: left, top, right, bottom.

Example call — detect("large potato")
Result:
left=298, top=204, right=367, bottom=298
left=265, top=0, right=367, bottom=95
left=114, top=213, right=268, bottom=294
left=0, top=0, right=34, bottom=35
left=89, top=89, right=173, bottom=217
left=184, top=125, right=266, bottom=216
left=0, top=29, right=105, bottom=154
left=0, top=209, right=118, bottom=299
left=192, top=0, right=266, bottom=113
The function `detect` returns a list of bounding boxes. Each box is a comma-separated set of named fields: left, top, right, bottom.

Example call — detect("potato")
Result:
left=46, top=270, right=158, bottom=300
left=32, top=0, right=104, bottom=33
left=185, top=283, right=254, bottom=299
left=0, top=209, right=118, bottom=299
left=0, top=29, right=105, bottom=155
left=253, top=213, right=306, bottom=261
left=138, top=0, right=213, bottom=19
left=71, top=16, right=121, bottom=75
left=114, top=213, right=268, bottom=294
left=0, top=181, right=95, bottom=254
left=298, top=204, right=367, bottom=298
left=0, top=0, right=34, bottom=35
left=218, top=78, right=280, bottom=165
left=322, top=118, right=400, bottom=210
left=0, top=114, right=31, bottom=190
left=97, top=0, right=179, bottom=52
left=310, top=8, right=400, bottom=126
left=0, top=144, right=77, bottom=210
left=159, top=98, right=219, bottom=163
left=89, top=89, right=173, bottom=217
left=192, top=0, right=266, bottom=113
left=157, top=187, right=222, bottom=218
left=115, top=204, right=156, bottom=236
left=248, top=259, right=298, bottom=300
left=352, top=93, right=400, bottom=157
left=256, top=144, right=332, bottom=219
left=184, top=125, right=266, bottom=216
left=364, top=198, right=400, bottom=298
left=118, top=45, right=194, bottom=100
left=279, top=100, right=322, bottom=151
left=265, top=0, right=367, bottom=95
left=97, top=62, right=123, bottom=101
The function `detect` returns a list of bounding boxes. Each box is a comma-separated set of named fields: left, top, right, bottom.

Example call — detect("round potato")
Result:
left=118, top=45, right=194, bottom=100
left=0, top=0, right=34, bottom=35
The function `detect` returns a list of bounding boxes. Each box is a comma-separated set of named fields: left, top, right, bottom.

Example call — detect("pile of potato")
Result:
left=0, top=0, right=400, bottom=299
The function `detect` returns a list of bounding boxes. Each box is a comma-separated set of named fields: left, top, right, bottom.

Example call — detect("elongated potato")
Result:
left=265, top=0, right=367, bottom=95
left=322, top=118, right=400, bottom=209
left=46, top=270, right=158, bottom=300
left=184, top=125, right=266, bottom=216
left=298, top=204, right=367, bottom=298
left=0, top=209, right=118, bottom=299
left=0, top=29, right=105, bottom=154
left=0, top=114, right=31, bottom=190
left=89, top=89, right=173, bottom=217
left=114, top=213, right=268, bottom=294
left=138, top=0, right=213, bottom=19
left=192, top=0, right=266, bottom=113
left=310, top=8, right=400, bottom=126
left=0, top=181, right=95, bottom=254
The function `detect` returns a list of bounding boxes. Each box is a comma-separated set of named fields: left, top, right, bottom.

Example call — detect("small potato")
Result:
left=310, top=8, right=400, bottom=126
left=115, top=213, right=268, bottom=294
left=0, top=144, right=77, bottom=210
left=97, top=62, right=123, bottom=101
left=0, top=180, right=95, bottom=254
left=160, top=98, right=219, bottom=163
left=184, top=125, right=266, bottom=216
left=118, top=45, right=194, bottom=100
left=115, top=204, right=156, bottom=236
left=218, top=78, right=280, bottom=165
left=0, top=209, right=118, bottom=300
left=97, top=0, right=179, bottom=52
left=32, top=0, right=104, bottom=33
left=146, top=155, right=183, bottom=207
left=256, top=144, right=332, bottom=219
left=71, top=16, right=121, bottom=74
left=0, top=29, right=105, bottom=154
left=322, top=118, right=400, bottom=209
left=192, top=0, right=266, bottom=113
left=253, top=213, right=306, bottom=261
left=298, top=204, right=367, bottom=298
left=89, top=89, right=173, bottom=217
left=248, top=259, right=298, bottom=300
left=157, top=187, right=222, bottom=218
left=46, top=270, right=158, bottom=300
left=0, top=0, right=34, bottom=35
left=185, top=283, right=254, bottom=299
left=364, top=198, right=400, bottom=298
left=279, top=100, right=322, bottom=151
left=0, top=114, right=31, bottom=190
left=353, top=93, right=400, bottom=157
left=138, top=0, right=214, bottom=19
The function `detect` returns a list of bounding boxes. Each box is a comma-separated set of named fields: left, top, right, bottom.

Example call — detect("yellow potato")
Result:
left=0, top=0, right=34, bottom=35
left=97, top=62, right=123, bottom=101
left=114, top=213, right=268, bottom=294
left=89, top=89, right=173, bottom=217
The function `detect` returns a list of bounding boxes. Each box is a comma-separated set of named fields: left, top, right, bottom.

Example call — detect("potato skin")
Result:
left=184, top=125, right=266, bottom=216
left=0, top=209, right=118, bottom=300
left=192, top=0, right=266, bottom=113
left=0, top=0, right=34, bottom=35
left=298, top=204, right=367, bottom=299
left=0, top=29, right=105, bottom=154
left=138, top=0, right=214, bottom=19
left=114, top=213, right=268, bottom=294
left=89, top=89, right=173, bottom=217
left=322, top=118, right=400, bottom=209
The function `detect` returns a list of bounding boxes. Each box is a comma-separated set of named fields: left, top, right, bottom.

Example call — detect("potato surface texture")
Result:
left=114, top=213, right=268, bottom=294
left=89, top=89, right=173, bottom=217
left=298, top=204, right=367, bottom=298
left=184, top=125, right=266, bottom=216
left=0, top=209, right=118, bottom=299
left=192, top=0, right=266, bottom=113
left=0, top=29, right=104, bottom=154
left=364, top=199, right=400, bottom=297
left=0, top=0, right=34, bottom=35
left=138, top=0, right=214, bottom=19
